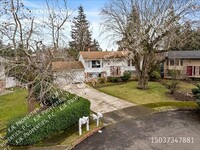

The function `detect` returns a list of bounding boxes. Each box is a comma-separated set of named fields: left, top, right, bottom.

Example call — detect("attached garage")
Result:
left=52, top=61, right=85, bottom=86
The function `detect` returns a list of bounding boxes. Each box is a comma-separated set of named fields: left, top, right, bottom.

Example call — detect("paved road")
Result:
left=63, top=83, right=135, bottom=114
left=76, top=110, right=200, bottom=150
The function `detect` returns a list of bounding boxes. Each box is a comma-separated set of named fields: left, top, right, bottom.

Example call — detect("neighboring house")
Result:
left=78, top=51, right=135, bottom=80
left=52, top=61, right=85, bottom=85
left=164, top=51, right=200, bottom=78
left=0, top=56, right=22, bottom=92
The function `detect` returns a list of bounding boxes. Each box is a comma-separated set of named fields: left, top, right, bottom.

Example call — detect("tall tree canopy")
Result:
left=69, top=6, right=92, bottom=51
left=170, top=21, right=200, bottom=50
left=101, top=0, right=199, bottom=90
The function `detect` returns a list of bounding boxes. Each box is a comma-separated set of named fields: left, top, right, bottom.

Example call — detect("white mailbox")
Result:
left=91, top=112, right=103, bottom=127
left=79, top=116, right=89, bottom=135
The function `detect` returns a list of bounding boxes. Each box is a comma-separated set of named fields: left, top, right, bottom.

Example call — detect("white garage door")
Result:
left=54, top=70, right=85, bottom=86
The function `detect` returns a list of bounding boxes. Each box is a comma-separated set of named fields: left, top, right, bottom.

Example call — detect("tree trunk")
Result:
left=28, top=97, right=37, bottom=113
left=28, top=84, right=37, bottom=113
left=137, top=70, right=149, bottom=90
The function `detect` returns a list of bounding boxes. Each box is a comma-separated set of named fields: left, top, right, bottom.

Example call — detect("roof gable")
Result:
left=52, top=61, right=84, bottom=71
left=79, top=51, right=128, bottom=60
left=167, top=51, right=200, bottom=59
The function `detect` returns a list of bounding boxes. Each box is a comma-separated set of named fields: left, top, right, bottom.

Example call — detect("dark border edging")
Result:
left=156, top=107, right=199, bottom=113
left=69, top=126, right=105, bottom=150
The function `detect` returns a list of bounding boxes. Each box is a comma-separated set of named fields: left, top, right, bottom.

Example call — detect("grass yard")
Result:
left=161, top=79, right=197, bottom=93
left=0, top=88, right=28, bottom=130
left=98, top=81, right=198, bottom=110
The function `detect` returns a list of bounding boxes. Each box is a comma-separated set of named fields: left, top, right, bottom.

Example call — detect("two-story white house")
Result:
left=78, top=51, right=136, bottom=80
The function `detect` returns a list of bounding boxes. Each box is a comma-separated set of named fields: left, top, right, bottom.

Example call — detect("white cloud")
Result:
left=23, top=0, right=44, bottom=9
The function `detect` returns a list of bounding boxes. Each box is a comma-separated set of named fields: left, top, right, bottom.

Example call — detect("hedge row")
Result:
left=6, top=95, right=90, bottom=145
left=192, top=84, right=200, bottom=107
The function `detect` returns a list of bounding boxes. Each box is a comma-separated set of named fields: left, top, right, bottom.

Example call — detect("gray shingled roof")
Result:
left=167, top=51, right=200, bottom=59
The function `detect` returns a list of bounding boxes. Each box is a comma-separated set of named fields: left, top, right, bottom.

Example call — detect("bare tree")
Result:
left=44, top=0, right=70, bottom=50
left=101, top=0, right=199, bottom=90
left=0, top=0, right=71, bottom=112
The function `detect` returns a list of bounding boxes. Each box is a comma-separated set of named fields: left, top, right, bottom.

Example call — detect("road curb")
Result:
left=69, top=126, right=105, bottom=150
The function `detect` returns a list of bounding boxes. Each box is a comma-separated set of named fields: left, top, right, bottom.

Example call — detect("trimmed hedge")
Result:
left=192, top=84, right=200, bottom=107
left=6, top=95, right=90, bottom=146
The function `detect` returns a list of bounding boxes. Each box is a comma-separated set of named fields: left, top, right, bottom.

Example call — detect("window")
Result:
left=128, top=60, right=131, bottom=66
left=199, top=67, right=200, bottom=75
left=175, top=60, right=179, bottom=66
left=131, top=59, right=134, bottom=66
left=170, top=60, right=174, bottom=66
left=92, top=60, right=100, bottom=68
left=193, top=66, right=196, bottom=76
left=167, top=60, right=169, bottom=66
left=180, top=60, right=183, bottom=66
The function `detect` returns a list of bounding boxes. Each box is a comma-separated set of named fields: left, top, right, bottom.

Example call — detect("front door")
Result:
left=187, top=66, right=192, bottom=76
left=110, top=66, right=121, bottom=76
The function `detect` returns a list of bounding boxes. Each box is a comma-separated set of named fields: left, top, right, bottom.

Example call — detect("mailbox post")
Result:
left=79, top=116, right=89, bottom=135
left=91, top=112, right=103, bottom=127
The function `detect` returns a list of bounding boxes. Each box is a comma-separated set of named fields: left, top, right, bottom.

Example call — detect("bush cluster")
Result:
left=122, top=71, right=131, bottom=82
left=149, top=71, right=161, bottom=81
left=109, top=71, right=131, bottom=83
left=110, top=77, right=122, bottom=82
left=192, top=84, right=200, bottom=106
left=6, top=94, right=90, bottom=146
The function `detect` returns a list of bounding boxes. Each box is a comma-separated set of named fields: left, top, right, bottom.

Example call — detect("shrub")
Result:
left=122, top=71, right=131, bottom=82
left=6, top=95, right=90, bottom=146
left=150, top=71, right=161, bottom=81
left=192, top=84, right=200, bottom=106
left=165, top=80, right=179, bottom=94
left=110, top=77, right=118, bottom=82
left=110, top=77, right=122, bottom=82
left=98, top=77, right=107, bottom=83
left=168, top=70, right=181, bottom=79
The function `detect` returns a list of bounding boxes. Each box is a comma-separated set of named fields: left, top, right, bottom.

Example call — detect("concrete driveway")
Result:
left=63, top=83, right=135, bottom=113
left=76, top=110, right=200, bottom=150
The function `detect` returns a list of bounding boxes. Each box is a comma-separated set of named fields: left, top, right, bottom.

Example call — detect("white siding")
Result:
left=78, top=54, right=136, bottom=79
left=54, top=70, right=85, bottom=86
left=5, top=77, right=19, bottom=88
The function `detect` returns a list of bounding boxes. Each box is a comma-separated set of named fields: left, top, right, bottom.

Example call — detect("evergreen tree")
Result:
left=69, top=6, right=92, bottom=51
left=91, top=39, right=102, bottom=51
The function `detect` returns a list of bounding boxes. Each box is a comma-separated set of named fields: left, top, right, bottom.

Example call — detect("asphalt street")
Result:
left=76, top=110, right=200, bottom=150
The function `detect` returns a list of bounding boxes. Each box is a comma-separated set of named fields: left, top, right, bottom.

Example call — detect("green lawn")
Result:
left=0, top=89, right=28, bottom=129
left=98, top=81, right=198, bottom=110
left=161, top=79, right=197, bottom=93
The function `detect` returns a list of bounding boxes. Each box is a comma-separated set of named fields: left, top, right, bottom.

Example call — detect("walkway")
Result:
left=63, top=83, right=135, bottom=114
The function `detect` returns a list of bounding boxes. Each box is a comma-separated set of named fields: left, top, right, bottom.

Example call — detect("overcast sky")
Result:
left=23, top=0, right=117, bottom=50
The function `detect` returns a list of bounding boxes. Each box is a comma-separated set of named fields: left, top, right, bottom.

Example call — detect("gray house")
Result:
left=164, top=51, right=200, bottom=78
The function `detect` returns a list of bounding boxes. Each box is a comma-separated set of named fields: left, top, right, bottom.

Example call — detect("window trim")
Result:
left=91, top=60, right=101, bottom=68
left=170, top=60, right=174, bottom=66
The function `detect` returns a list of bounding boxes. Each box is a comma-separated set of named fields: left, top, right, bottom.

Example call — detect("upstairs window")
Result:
left=170, top=60, right=174, bottom=66
left=92, top=60, right=100, bottom=68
